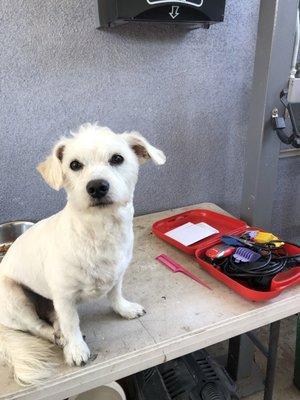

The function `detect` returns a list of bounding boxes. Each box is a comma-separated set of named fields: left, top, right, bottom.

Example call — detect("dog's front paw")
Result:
left=117, top=301, right=146, bottom=319
left=64, top=339, right=90, bottom=367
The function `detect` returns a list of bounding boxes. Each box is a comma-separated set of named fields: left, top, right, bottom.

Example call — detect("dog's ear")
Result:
left=37, top=140, right=66, bottom=190
left=122, top=132, right=166, bottom=165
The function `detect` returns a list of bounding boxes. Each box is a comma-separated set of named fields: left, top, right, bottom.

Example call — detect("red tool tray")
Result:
left=152, top=209, right=300, bottom=301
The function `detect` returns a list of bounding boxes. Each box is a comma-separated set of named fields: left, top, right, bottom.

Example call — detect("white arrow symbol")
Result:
left=169, top=5, right=180, bottom=19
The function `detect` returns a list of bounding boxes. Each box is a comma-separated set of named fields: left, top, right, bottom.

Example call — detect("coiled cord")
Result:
left=211, top=238, right=300, bottom=290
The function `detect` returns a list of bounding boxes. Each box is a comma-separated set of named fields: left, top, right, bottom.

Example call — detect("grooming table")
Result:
left=1, top=203, right=299, bottom=400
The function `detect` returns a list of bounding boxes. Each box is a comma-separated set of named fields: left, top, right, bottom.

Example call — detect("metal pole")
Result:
left=226, top=335, right=254, bottom=381
left=264, top=321, right=281, bottom=400
left=246, top=331, right=269, bottom=358
left=240, top=0, right=299, bottom=229
left=231, top=1, right=299, bottom=393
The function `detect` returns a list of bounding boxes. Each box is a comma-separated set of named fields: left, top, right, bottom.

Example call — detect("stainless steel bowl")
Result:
left=0, top=221, right=34, bottom=262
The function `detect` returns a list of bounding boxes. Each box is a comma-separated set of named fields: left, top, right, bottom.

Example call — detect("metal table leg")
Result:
left=227, top=335, right=255, bottom=381
left=238, top=0, right=299, bottom=391
left=226, top=322, right=281, bottom=399
left=264, top=321, right=281, bottom=400
left=226, top=334, right=265, bottom=397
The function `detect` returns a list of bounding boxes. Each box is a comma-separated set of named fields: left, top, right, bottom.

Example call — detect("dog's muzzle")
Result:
left=86, top=179, right=110, bottom=199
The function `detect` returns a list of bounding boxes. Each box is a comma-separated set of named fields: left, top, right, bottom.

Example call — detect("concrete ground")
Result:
left=208, top=315, right=299, bottom=400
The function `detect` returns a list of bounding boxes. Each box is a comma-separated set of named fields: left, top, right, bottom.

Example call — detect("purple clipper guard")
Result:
left=233, top=247, right=261, bottom=263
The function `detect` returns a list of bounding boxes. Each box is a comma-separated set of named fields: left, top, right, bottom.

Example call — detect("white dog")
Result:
left=0, top=123, right=166, bottom=385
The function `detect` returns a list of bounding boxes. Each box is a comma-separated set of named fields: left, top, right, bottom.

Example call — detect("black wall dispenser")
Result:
left=97, top=0, right=226, bottom=28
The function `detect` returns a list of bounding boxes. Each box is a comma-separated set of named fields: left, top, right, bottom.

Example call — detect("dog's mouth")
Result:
left=89, top=198, right=114, bottom=208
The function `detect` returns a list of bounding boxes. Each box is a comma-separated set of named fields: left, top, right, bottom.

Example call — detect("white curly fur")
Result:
left=0, top=124, right=166, bottom=385
left=0, top=325, right=61, bottom=386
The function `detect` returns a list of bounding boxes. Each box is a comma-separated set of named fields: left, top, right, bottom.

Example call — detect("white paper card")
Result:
left=165, top=222, right=219, bottom=246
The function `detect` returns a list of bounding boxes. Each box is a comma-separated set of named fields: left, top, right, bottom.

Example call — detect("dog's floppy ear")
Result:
left=37, top=140, right=66, bottom=190
left=122, top=132, right=166, bottom=165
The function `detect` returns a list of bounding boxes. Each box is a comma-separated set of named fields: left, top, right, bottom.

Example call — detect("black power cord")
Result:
left=209, top=238, right=300, bottom=291
left=271, top=90, right=300, bottom=148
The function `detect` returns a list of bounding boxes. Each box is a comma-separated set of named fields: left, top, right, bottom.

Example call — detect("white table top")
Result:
left=1, top=203, right=300, bottom=400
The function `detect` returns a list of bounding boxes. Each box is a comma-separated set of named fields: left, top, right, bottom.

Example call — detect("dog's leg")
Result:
left=24, top=288, right=66, bottom=346
left=0, top=277, right=55, bottom=343
left=53, top=297, right=90, bottom=366
left=46, top=309, right=66, bottom=348
left=107, top=276, right=146, bottom=319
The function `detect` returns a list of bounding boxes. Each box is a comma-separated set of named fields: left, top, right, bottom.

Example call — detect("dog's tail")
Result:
left=0, top=325, right=60, bottom=386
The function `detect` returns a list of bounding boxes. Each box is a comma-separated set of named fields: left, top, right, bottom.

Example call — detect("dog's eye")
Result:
left=109, top=154, right=124, bottom=166
left=70, top=160, right=83, bottom=171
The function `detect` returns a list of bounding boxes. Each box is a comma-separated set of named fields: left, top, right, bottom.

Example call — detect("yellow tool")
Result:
left=253, top=232, right=284, bottom=248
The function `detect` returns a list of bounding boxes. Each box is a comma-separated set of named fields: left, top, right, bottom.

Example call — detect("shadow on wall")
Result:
left=99, top=23, right=190, bottom=43
left=272, top=157, right=300, bottom=242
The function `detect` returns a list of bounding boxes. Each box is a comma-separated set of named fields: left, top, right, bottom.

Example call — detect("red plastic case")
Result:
left=152, top=209, right=300, bottom=301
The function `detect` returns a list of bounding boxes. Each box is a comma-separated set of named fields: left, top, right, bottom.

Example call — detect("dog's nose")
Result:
left=86, top=179, right=110, bottom=199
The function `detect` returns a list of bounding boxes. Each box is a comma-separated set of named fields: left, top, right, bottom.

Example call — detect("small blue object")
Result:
left=221, top=236, right=242, bottom=246
left=233, top=247, right=261, bottom=263
left=221, top=236, right=253, bottom=247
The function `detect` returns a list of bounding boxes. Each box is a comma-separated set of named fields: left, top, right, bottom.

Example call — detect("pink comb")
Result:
left=156, top=254, right=212, bottom=290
